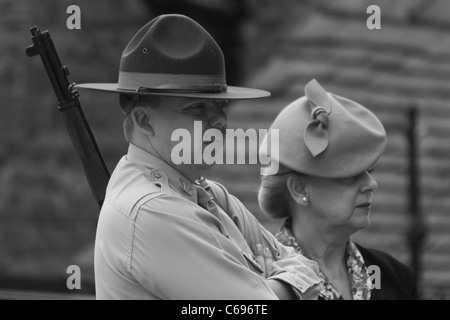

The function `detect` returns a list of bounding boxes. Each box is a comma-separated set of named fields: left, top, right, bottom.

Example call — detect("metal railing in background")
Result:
left=406, top=106, right=428, bottom=299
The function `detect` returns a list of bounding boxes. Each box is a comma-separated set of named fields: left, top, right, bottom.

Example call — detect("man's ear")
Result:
left=130, top=106, right=154, bottom=136
left=286, top=175, right=309, bottom=206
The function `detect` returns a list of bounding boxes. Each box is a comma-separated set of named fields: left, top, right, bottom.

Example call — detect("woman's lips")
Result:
left=355, top=202, right=372, bottom=209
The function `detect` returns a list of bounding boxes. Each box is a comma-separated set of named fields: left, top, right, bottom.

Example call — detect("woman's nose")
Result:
left=360, top=171, right=378, bottom=193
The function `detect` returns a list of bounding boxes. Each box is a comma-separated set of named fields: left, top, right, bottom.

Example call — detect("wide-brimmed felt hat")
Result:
left=260, top=79, right=387, bottom=178
left=75, top=14, right=270, bottom=100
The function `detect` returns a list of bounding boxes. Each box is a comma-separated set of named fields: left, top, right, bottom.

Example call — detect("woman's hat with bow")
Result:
left=260, top=79, right=387, bottom=178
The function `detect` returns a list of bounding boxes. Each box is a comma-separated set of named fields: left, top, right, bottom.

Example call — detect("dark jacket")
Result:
left=356, top=243, right=417, bottom=300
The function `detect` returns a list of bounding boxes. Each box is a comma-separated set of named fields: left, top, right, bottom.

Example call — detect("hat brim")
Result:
left=75, top=83, right=270, bottom=100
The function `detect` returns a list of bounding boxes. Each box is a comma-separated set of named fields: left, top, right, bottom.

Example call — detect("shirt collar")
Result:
left=126, top=143, right=198, bottom=203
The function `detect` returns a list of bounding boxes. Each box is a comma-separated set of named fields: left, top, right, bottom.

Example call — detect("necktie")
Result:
left=195, top=178, right=219, bottom=215
left=195, top=178, right=230, bottom=238
left=195, top=178, right=265, bottom=273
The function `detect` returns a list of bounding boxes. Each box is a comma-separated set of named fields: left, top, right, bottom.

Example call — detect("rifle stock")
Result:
left=26, top=27, right=110, bottom=209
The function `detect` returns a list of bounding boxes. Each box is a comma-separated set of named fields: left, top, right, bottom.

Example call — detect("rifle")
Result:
left=26, top=27, right=110, bottom=209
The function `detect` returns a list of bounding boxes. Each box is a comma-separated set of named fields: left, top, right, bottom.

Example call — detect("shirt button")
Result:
left=153, top=171, right=162, bottom=179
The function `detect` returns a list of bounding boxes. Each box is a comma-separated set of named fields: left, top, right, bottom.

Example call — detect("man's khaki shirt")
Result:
left=95, top=144, right=321, bottom=299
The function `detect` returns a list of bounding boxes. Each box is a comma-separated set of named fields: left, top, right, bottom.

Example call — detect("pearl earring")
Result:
left=302, top=196, right=309, bottom=203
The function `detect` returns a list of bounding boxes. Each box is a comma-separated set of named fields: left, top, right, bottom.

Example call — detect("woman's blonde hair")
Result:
left=258, top=164, right=297, bottom=219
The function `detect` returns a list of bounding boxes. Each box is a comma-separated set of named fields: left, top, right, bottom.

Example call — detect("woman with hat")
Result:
left=258, top=79, right=417, bottom=300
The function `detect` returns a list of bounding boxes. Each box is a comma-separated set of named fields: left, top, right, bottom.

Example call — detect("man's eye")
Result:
left=217, top=100, right=229, bottom=109
left=367, top=168, right=375, bottom=174
left=186, top=104, right=204, bottom=112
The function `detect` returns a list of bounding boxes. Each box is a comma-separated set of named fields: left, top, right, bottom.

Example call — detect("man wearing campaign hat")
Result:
left=258, top=79, right=417, bottom=300
left=76, top=14, right=322, bottom=300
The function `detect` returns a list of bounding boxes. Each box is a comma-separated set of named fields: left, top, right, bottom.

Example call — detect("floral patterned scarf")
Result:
left=276, top=219, right=372, bottom=300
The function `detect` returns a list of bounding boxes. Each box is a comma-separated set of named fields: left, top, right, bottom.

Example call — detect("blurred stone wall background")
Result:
left=1, top=0, right=449, bottom=299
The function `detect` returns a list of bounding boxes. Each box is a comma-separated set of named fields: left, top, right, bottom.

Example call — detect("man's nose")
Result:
left=207, top=103, right=228, bottom=130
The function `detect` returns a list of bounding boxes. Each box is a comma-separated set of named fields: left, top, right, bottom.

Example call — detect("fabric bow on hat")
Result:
left=304, top=79, right=332, bottom=157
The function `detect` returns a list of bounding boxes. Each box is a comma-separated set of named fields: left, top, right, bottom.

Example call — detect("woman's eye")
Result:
left=339, top=169, right=374, bottom=185
left=339, top=175, right=358, bottom=185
